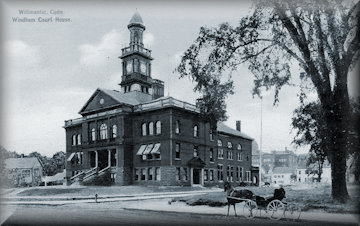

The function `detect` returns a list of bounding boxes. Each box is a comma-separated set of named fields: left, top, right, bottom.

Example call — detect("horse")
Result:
left=224, top=182, right=253, bottom=216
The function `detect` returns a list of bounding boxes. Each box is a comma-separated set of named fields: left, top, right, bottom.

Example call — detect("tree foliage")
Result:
left=177, top=0, right=359, bottom=202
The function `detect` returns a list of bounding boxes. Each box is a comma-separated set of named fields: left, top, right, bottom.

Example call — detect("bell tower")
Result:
left=120, top=11, right=163, bottom=98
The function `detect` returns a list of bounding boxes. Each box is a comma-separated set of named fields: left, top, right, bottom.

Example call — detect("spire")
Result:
left=128, top=11, right=145, bottom=28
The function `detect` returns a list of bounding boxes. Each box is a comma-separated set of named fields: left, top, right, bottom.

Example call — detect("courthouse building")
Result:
left=64, top=12, right=255, bottom=186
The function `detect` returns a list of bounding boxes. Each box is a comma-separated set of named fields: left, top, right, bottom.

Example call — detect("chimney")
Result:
left=236, top=120, right=241, bottom=132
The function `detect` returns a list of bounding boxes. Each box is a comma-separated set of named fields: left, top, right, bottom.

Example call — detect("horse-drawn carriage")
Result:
left=224, top=182, right=301, bottom=220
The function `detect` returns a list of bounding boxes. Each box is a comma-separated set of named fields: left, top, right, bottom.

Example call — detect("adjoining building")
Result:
left=64, top=12, right=255, bottom=186
left=5, top=157, right=43, bottom=187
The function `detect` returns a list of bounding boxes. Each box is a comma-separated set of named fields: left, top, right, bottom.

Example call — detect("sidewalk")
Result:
left=2, top=189, right=219, bottom=205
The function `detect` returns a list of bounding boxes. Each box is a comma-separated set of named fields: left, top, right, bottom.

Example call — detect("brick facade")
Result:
left=64, top=12, right=255, bottom=187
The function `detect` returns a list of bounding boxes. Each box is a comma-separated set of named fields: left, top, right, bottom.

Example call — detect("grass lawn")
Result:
left=170, top=183, right=359, bottom=214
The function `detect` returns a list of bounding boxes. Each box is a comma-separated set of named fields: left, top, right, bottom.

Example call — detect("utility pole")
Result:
left=259, top=96, right=263, bottom=187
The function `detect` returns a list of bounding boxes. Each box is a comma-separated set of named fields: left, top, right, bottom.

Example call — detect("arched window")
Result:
left=72, top=135, right=76, bottom=146
left=175, top=120, right=180, bottom=134
left=155, top=121, right=161, bottom=134
left=149, top=122, right=154, bottom=135
left=77, top=134, right=81, bottom=145
left=193, top=125, right=199, bottom=137
left=100, top=124, right=108, bottom=140
left=112, top=125, right=117, bottom=138
left=237, top=144, right=242, bottom=150
left=142, top=123, right=147, bottom=136
left=91, top=128, right=96, bottom=141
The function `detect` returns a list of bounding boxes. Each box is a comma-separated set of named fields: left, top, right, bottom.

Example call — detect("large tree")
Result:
left=177, top=0, right=359, bottom=202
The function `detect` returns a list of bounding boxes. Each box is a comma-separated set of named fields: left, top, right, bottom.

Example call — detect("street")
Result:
left=2, top=202, right=358, bottom=226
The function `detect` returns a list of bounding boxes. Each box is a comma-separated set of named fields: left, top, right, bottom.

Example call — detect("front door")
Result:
left=193, top=169, right=200, bottom=184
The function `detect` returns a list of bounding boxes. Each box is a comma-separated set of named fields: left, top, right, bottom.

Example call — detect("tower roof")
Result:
left=129, top=11, right=144, bottom=25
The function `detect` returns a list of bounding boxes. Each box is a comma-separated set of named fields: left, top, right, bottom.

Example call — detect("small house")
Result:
left=5, top=157, right=43, bottom=187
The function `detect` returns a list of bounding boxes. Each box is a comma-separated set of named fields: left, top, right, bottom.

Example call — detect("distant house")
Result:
left=5, top=157, right=43, bottom=187
left=296, top=160, right=331, bottom=183
left=271, top=167, right=295, bottom=185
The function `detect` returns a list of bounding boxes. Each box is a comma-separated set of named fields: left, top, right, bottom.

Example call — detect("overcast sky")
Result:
left=1, top=0, right=358, bottom=157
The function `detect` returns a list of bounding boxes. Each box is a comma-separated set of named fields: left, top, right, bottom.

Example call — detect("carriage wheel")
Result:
left=243, top=200, right=258, bottom=219
left=267, top=200, right=285, bottom=220
left=285, top=203, right=301, bottom=220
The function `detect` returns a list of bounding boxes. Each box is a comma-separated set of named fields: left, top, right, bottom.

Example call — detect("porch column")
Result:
left=201, top=168, right=204, bottom=186
left=108, top=149, right=111, bottom=167
left=190, top=168, right=193, bottom=186
left=95, top=151, right=98, bottom=168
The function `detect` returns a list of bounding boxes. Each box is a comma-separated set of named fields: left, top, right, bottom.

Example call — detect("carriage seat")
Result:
left=255, top=188, right=286, bottom=206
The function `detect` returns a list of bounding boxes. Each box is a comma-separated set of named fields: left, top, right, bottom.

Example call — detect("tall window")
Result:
left=141, top=168, right=146, bottom=180
left=193, top=146, right=198, bottom=157
left=149, top=122, right=154, bottom=135
left=230, top=166, right=234, bottom=182
left=77, top=134, right=81, bottom=145
left=209, top=131, right=214, bottom=141
left=100, top=124, right=108, bottom=140
left=218, top=148, right=224, bottom=159
left=148, top=168, right=153, bottom=180
left=237, top=152, right=243, bottom=161
left=72, top=135, right=76, bottom=146
left=236, top=166, right=240, bottom=181
left=155, top=121, right=161, bottom=134
left=175, top=120, right=180, bottom=134
left=204, top=169, right=208, bottom=181
left=135, top=169, right=139, bottom=181
left=217, top=139, right=222, bottom=147
left=155, top=167, right=161, bottom=181
left=227, top=151, right=233, bottom=160
left=226, top=166, right=230, bottom=181
left=142, top=123, right=147, bottom=136
left=91, top=128, right=96, bottom=141
left=217, top=164, right=223, bottom=181
left=175, top=143, right=181, bottom=159
left=209, top=148, right=214, bottom=162
left=246, top=171, right=251, bottom=182
left=182, top=168, right=188, bottom=181
left=176, top=167, right=181, bottom=180
left=210, top=170, right=214, bottom=181
left=193, top=125, right=199, bottom=137
left=240, top=167, right=243, bottom=181
left=112, top=125, right=117, bottom=138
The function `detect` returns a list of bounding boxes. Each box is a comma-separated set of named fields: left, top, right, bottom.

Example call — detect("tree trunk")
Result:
left=323, top=93, right=350, bottom=203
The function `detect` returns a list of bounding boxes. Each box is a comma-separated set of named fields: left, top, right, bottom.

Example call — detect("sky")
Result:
left=1, top=0, right=358, bottom=157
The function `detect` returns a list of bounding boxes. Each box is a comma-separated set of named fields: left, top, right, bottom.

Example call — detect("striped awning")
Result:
left=67, top=153, right=76, bottom=161
left=143, top=144, right=154, bottom=155
left=150, top=143, right=161, bottom=154
left=136, top=145, right=147, bottom=155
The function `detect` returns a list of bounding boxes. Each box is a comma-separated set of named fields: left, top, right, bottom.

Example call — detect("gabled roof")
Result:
left=5, top=157, right=42, bottom=169
left=273, top=167, right=294, bottom=174
left=217, top=122, right=254, bottom=140
left=103, top=89, right=152, bottom=105
left=79, top=88, right=152, bottom=114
